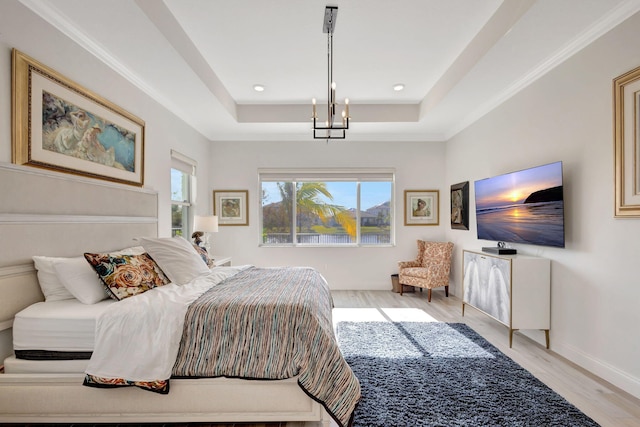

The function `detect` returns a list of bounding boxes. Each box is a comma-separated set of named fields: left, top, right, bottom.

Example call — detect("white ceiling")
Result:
left=20, top=0, right=640, bottom=142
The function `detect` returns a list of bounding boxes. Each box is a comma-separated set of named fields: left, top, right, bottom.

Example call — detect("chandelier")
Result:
left=312, top=6, right=350, bottom=140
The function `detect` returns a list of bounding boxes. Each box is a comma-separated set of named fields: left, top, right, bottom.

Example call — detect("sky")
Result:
left=475, top=162, right=563, bottom=210
left=262, top=181, right=391, bottom=210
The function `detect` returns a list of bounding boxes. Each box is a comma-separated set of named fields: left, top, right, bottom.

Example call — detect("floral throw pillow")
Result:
left=84, top=253, right=170, bottom=301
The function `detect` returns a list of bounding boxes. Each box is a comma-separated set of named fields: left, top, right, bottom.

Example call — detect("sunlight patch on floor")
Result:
left=333, top=308, right=387, bottom=324
left=380, top=307, right=440, bottom=323
left=332, top=307, right=439, bottom=326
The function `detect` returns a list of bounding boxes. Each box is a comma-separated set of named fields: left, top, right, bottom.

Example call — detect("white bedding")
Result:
left=13, top=299, right=115, bottom=352
left=85, top=265, right=248, bottom=382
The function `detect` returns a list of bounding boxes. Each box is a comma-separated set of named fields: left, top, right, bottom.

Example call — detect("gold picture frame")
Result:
left=613, top=65, right=640, bottom=217
left=214, top=190, right=249, bottom=226
left=11, top=49, right=145, bottom=186
left=404, top=190, right=439, bottom=226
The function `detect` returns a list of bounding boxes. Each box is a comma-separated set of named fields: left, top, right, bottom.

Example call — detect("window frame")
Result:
left=171, top=150, right=197, bottom=238
left=259, top=168, right=395, bottom=248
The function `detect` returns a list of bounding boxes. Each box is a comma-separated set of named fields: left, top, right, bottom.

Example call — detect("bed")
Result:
left=0, top=164, right=359, bottom=426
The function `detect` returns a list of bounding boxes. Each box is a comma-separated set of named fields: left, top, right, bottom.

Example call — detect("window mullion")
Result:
left=356, top=181, right=361, bottom=244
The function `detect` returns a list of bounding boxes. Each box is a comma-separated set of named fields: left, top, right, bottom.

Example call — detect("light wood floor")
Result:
left=331, top=289, right=640, bottom=427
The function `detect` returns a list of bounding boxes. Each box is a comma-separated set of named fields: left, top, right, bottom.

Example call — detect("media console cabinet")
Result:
left=462, top=249, right=550, bottom=348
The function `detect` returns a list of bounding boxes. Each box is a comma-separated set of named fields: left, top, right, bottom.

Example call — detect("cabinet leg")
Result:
left=545, top=329, right=550, bottom=349
left=509, top=329, right=514, bottom=348
left=462, top=303, right=465, bottom=316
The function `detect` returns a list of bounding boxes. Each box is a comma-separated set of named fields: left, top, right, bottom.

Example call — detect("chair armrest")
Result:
left=398, top=260, right=420, bottom=269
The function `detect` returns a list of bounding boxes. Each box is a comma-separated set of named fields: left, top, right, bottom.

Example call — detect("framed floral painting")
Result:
left=12, top=49, right=145, bottom=186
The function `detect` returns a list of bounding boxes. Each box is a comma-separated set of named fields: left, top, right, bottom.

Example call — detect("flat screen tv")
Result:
left=474, top=161, right=565, bottom=248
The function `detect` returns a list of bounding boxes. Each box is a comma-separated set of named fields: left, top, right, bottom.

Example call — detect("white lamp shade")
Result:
left=194, top=215, right=219, bottom=233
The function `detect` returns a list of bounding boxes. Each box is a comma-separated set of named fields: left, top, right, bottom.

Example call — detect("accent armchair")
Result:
left=398, top=240, right=454, bottom=301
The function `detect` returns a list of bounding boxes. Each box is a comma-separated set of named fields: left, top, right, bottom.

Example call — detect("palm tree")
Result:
left=278, top=182, right=356, bottom=241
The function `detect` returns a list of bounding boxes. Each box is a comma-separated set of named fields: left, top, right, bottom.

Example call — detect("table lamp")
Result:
left=192, top=215, right=218, bottom=252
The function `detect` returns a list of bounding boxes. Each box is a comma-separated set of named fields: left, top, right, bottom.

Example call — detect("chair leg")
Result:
left=427, top=289, right=432, bottom=302
left=399, top=283, right=403, bottom=296
left=445, top=285, right=449, bottom=297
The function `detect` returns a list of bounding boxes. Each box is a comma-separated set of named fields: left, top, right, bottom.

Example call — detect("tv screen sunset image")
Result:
left=475, top=162, right=565, bottom=248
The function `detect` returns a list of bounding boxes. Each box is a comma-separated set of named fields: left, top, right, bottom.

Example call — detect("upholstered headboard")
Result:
left=0, top=163, right=158, bottom=360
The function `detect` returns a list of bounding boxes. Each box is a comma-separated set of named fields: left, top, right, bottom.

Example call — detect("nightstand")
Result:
left=212, top=256, right=232, bottom=267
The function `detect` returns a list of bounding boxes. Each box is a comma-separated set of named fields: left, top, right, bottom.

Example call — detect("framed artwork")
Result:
left=613, top=64, right=640, bottom=217
left=11, top=49, right=145, bottom=186
left=450, top=181, right=469, bottom=230
left=404, top=190, right=439, bottom=226
left=214, top=190, right=249, bottom=226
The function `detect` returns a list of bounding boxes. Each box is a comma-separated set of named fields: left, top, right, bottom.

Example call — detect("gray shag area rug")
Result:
left=336, top=321, right=600, bottom=427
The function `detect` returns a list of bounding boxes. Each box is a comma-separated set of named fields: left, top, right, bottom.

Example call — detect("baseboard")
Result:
left=552, top=341, right=640, bottom=400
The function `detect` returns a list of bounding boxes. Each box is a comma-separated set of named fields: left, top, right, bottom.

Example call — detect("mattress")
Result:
left=13, top=299, right=115, bottom=359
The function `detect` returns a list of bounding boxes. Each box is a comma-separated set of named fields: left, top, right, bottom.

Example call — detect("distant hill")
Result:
left=524, top=186, right=563, bottom=204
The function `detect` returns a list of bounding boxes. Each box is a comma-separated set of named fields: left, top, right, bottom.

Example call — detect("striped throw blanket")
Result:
left=172, top=266, right=360, bottom=427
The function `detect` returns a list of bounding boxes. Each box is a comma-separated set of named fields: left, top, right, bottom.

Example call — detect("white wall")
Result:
left=445, top=11, right=640, bottom=399
left=0, top=1, right=212, bottom=234
left=209, top=140, right=449, bottom=290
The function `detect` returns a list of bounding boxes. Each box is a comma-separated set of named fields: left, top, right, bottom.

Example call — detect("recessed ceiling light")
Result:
left=253, top=84, right=265, bottom=92
left=393, top=83, right=405, bottom=91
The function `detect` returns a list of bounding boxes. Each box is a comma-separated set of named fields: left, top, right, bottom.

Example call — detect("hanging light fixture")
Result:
left=312, top=5, right=350, bottom=140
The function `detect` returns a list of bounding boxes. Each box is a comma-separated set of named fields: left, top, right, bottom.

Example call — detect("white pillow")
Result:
left=32, top=256, right=75, bottom=302
left=139, top=236, right=210, bottom=284
left=53, top=257, right=109, bottom=304
left=115, top=245, right=146, bottom=255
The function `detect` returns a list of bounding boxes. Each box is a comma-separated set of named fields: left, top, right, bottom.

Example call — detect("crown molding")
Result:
left=446, top=0, right=640, bottom=140
left=18, top=0, right=196, bottom=133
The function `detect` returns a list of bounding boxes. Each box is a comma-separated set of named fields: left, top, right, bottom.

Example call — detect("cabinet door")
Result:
left=463, top=252, right=511, bottom=325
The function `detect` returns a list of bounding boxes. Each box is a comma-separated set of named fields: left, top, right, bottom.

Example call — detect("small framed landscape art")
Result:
left=214, top=190, right=249, bottom=226
left=450, top=181, right=469, bottom=230
left=404, top=190, right=439, bottom=226
left=11, top=49, right=145, bottom=186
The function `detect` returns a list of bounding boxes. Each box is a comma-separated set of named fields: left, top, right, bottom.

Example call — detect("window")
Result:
left=171, top=150, right=196, bottom=238
left=260, top=169, right=394, bottom=246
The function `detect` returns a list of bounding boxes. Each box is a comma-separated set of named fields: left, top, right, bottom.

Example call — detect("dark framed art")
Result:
left=451, top=181, right=469, bottom=230
left=11, top=49, right=145, bottom=186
